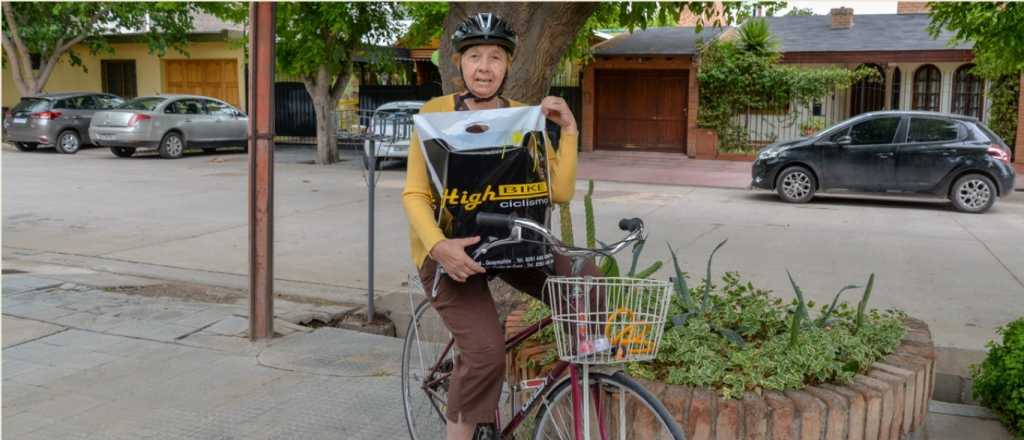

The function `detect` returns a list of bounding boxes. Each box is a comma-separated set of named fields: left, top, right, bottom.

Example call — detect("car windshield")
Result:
left=12, top=98, right=51, bottom=113
left=118, top=97, right=165, bottom=111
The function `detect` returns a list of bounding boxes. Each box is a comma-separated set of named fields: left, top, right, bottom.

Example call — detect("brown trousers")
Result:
left=417, top=255, right=601, bottom=425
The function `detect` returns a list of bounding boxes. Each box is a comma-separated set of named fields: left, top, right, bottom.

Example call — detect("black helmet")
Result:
left=451, top=13, right=517, bottom=54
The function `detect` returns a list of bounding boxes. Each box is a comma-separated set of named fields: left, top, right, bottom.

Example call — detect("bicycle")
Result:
left=401, top=212, right=686, bottom=439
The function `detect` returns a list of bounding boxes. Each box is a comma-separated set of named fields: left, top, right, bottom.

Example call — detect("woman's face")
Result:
left=460, top=44, right=509, bottom=98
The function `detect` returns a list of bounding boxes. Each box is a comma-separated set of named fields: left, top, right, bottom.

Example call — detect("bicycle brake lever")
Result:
left=471, top=225, right=524, bottom=260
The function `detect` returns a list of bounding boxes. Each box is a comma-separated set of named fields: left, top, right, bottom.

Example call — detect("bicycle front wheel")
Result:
left=401, top=299, right=453, bottom=440
left=533, top=371, right=685, bottom=440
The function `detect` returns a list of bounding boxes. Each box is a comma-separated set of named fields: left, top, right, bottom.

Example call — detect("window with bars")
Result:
left=952, top=64, right=984, bottom=119
left=912, top=65, right=941, bottom=112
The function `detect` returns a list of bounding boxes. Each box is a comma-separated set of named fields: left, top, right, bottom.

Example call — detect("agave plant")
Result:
left=785, top=271, right=877, bottom=348
left=737, top=18, right=779, bottom=55
left=667, top=239, right=745, bottom=346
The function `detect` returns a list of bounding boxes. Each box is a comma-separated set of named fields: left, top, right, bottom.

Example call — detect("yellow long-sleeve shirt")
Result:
left=402, top=94, right=579, bottom=268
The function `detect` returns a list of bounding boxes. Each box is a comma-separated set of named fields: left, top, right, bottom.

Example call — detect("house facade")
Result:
left=2, top=13, right=245, bottom=110
left=581, top=5, right=1023, bottom=165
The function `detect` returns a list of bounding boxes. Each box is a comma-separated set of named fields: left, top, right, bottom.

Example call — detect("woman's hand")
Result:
left=540, top=96, right=578, bottom=135
left=429, top=237, right=486, bottom=282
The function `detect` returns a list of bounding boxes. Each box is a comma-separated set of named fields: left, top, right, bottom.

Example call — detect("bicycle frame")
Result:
left=418, top=311, right=610, bottom=440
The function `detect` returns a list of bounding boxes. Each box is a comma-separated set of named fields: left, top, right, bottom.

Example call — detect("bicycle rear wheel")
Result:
left=401, top=299, right=453, bottom=440
left=533, top=371, right=685, bottom=440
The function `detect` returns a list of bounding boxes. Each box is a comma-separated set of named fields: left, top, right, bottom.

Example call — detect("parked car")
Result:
left=751, top=111, right=1015, bottom=213
left=89, top=94, right=247, bottom=159
left=3, top=92, right=126, bottom=154
left=362, top=100, right=423, bottom=169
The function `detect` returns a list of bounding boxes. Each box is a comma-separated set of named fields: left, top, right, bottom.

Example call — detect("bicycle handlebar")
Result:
left=472, top=212, right=646, bottom=260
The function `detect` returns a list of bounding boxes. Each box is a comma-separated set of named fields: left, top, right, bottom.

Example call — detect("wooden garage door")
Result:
left=163, top=59, right=239, bottom=107
left=595, top=69, right=688, bottom=151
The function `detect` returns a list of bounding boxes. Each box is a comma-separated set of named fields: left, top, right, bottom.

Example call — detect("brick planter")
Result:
left=634, top=317, right=935, bottom=440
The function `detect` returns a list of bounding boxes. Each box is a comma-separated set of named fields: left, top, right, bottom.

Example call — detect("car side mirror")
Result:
left=836, top=135, right=852, bottom=146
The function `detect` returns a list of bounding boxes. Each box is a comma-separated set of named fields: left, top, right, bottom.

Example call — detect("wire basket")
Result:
left=545, top=277, right=673, bottom=365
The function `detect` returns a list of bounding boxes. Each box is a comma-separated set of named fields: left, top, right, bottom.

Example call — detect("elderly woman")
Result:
left=402, top=12, right=598, bottom=440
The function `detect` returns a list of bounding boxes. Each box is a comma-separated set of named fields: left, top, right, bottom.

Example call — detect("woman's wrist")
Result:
left=560, top=124, right=578, bottom=136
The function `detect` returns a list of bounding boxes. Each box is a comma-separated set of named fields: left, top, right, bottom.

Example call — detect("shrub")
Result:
left=972, top=318, right=1024, bottom=436
left=627, top=242, right=906, bottom=399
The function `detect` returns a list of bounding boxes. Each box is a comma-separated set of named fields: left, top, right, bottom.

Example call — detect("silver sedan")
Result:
left=89, top=94, right=247, bottom=159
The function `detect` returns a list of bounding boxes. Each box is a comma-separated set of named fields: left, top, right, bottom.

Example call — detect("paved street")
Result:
left=4, top=143, right=1023, bottom=352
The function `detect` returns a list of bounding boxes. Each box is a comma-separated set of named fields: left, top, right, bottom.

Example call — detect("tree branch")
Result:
left=1, top=33, right=30, bottom=96
left=3, top=4, right=37, bottom=92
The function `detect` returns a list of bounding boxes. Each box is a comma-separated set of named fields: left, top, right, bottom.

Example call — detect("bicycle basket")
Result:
left=544, top=277, right=673, bottom=365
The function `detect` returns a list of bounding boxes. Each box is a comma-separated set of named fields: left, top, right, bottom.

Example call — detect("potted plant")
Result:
left=800, top=116, right=827, bottom=137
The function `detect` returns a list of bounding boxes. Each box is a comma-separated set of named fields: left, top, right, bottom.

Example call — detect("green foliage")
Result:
left=400, top=2, right=449, bottom=47
left=972, top=318, right=1024, bottom=436
left=988, top=75, right=1020, bottom=151
left=736, top=19, right=778, bottom=55
left=2, top=2, right=224, bottom=92
left=697, top=32, right=874, bottom=151
left=275, top=2, right=403, bottom=80
left=630, top=244, right=905, bottom=400
left=927, top=2, right=1024, bottom=78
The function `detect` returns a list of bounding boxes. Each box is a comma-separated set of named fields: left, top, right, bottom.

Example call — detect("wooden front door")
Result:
left=163, top=59, right=240, bottom=107
left=595, top=69, right=688, bottom=151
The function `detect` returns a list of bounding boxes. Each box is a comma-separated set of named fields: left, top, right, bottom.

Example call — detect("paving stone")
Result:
left=203, top=316, right=250, bottom=336
left=257, top=327, right=403, bottom=377
left=103, top=320, right=195, bottom=341
left=51, top=311, right=129, bottom=332
left=4, top=303, right=80, bottom=321
left=2, top=315, right=66, bottom=348
left=1, top=276, right=63, bottom=295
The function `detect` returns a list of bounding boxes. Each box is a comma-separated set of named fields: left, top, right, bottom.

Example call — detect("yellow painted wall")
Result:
left=3, top=41, right=245, bottom=109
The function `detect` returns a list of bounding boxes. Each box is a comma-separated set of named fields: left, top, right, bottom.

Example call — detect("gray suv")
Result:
left=3, top=92, right=125, bottom=154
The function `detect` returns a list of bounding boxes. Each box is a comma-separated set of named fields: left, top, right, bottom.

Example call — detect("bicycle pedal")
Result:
left=473, top=423, right=498, bottom=440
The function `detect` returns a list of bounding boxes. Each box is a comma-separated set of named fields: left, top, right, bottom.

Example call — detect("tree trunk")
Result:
left=440, top=2, right=599, bottom=104
left=304, top=65, right=351, bottom=165
left=311, top=94, right=338, bottom=165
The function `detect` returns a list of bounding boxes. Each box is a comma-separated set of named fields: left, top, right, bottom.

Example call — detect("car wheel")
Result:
left=159, top=132, right=185, bottom=159
left=110, top=147, right=135, bottom=158
left=950, top=174, right=996, bottom=213
left=14, top=142, right=37, bottom=152
left=203, top=147, right=217, bottom=154
left=55, top=130, right=81, bottom=154
left=775, top=166, right=817, bottom=203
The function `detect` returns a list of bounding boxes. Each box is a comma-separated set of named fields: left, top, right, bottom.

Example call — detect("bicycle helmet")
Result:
left=451, top=12, right=517, bottom=55
left=451, top=13, right=517, bottom=103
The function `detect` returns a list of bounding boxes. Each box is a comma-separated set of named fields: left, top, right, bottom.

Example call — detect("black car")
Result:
left=751, top=111, right=1015, bottom=213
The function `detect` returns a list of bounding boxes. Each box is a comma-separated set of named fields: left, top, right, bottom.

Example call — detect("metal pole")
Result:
left=248, top=1, right=276, bottom=340
left=367, top=139, right=376, bottom=323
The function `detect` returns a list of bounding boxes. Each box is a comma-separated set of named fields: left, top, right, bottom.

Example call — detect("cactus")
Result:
left=558, top=202, right=574, bottom=247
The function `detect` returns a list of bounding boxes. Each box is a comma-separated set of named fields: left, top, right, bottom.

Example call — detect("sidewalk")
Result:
left=3, top=273, right=408, bottom=440
left=2, top=270, right=1014, bottom=439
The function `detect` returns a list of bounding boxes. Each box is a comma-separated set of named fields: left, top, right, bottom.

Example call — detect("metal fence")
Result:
left=729, top=87, right=857, bottom=151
